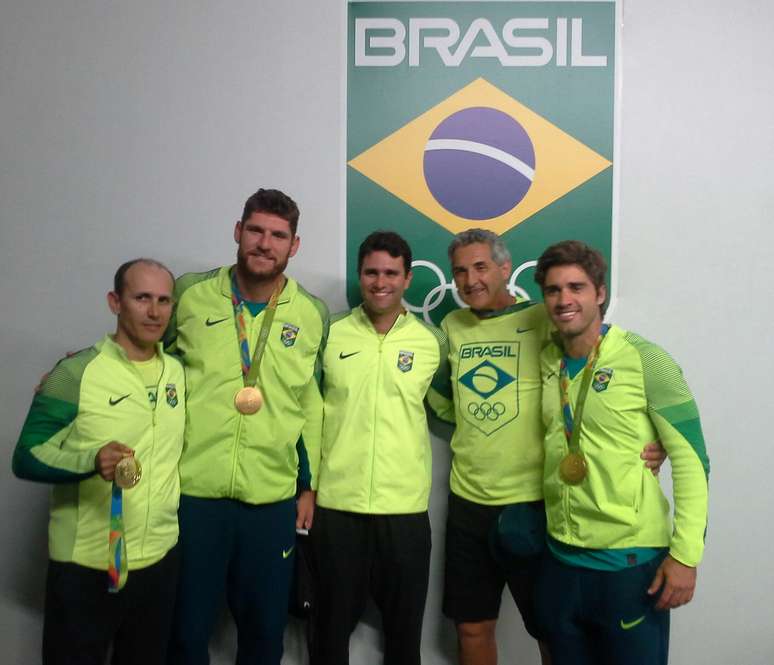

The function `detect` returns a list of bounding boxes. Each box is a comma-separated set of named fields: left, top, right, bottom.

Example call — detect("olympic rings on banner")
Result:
left=402, top=259, right=537, bottom=323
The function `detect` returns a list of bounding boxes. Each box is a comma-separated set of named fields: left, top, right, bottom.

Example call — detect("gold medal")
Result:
left=559, top=452, right=587, bottom=485
left=235, top=386, right=263, bottom=415
left=114, top=456, right=142, bottom=489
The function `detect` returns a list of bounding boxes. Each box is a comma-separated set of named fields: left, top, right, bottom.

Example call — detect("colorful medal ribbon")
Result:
left=559, top=325, right=609, bottom=453
left=231, top=273, right=282, bottom=387
left=107, top=483, right=128, bottom=592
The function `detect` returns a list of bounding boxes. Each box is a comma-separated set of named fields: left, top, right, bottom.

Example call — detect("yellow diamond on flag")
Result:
left=348, top=78, right=612, bottom=235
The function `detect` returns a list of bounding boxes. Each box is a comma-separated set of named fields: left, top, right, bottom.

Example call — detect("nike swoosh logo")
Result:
left=282, top=546, right=294, bottom=559
left=517, top=327, right=534, bottom=333
left=109, top=394, right=131, bottom=406
left=205, top=316, right=229, bottom=327
left=339, top=351, right=360, bottom=359
left=545, top=371, right=556, bottom=380
left=620, top=615, right=645, bottom=630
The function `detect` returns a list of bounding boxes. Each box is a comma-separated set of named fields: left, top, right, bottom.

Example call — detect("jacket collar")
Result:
left=353, top=304, right=411, bottom=334
left=96, top=334, right=164, bottom=363
left=218, top=265, right=296, bottom=305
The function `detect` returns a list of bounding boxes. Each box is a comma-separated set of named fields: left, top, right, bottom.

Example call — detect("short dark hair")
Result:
left=534, top=240, right=608, bottom=313
left=241, top=188, right=300, bottom=235
left=113, top=258, right=175, bottom=295
left=357, top=231, right=413, bottom=276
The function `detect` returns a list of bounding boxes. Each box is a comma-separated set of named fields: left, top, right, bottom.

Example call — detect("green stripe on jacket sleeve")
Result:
left=629, top=332, right=710, bottom=566
left=649, top=412, right=709, bottom=566
left=296, top=436, right=312, bottom=492
left=13, top=393, right=96, bottom=483
left=298, top=379, right=323, bottom=491
left=297, top=285, right=331, bottom=389
left=424, top=320, right=455, bottom=423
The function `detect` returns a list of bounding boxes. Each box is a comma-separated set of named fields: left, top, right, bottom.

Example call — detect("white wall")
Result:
left=1, top=1, right=771, bottom=663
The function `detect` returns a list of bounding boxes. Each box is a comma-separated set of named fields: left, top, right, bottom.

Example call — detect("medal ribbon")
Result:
left=231, top=273, right=282, bottom=387
left=559, top=325, right=608, bottom=454
left=107, top=483, right=128, bottom=592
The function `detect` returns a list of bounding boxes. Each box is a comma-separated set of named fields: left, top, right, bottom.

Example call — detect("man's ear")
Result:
left=289, top=234, right=300, bottom=258
left=107, top=291, right=121, bottom=315
left=596, top=284, right=607, bottom=308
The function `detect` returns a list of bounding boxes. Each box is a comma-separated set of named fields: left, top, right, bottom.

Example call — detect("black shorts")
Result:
left=442, top=492, right=541, bottom=638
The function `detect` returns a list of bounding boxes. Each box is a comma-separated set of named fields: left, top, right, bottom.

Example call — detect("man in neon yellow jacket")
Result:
left=533, top=240, right=709, bottom=665
left=13, top=258, right=185, bottom=665
left=426, top=229, right=666, bottom=665
left=312, top=231, right=450, bottom=665
left=164, top=188, right=328, bottom=665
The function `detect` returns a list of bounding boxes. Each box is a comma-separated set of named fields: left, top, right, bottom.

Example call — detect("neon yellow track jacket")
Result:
left=316, top=307, right=450, bottom=514
left=13, top=336, right=185, bottom=570
left=427, top=303, right=553, bottom=505
left=541, top=325, right=710, bottom=566
left=165, top=267, right=328, bottom=504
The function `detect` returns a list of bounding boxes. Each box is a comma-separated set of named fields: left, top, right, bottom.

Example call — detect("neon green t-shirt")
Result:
left=428, top=302, right=553, bottom=505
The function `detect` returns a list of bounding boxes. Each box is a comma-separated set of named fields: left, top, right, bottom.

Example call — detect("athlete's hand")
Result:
left=94, top=442, right=134, bottom=481
left=296, top=490, right=315, bottom=530
left=641, top=441, right=667, bottom=476
left=648, top=555, right=697, bottom=610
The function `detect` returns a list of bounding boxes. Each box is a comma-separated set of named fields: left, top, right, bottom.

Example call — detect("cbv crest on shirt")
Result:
left=592, top=367, right=613, bottom=392
left=281, top=323, right=299, bottom=347
left=397, top=350, right=414, bottom=372
left=165, top=383, right=178, bottom=407
left=456, top=340, right=520, bottom=435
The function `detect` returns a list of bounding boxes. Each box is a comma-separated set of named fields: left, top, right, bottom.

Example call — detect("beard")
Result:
left=236, top=247, right=290, bottom=284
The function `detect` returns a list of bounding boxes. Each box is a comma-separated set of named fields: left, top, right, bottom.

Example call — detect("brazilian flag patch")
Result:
left=165, top=383, right=178, bottom=407
left=592, top=368, right=614, bottom=392
left=281, top=323, right=299, bottom=347
left=397, top=350, right=414, bottom=373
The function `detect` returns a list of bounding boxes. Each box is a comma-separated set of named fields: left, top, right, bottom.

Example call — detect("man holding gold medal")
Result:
left=13, top=258, right=185, bottom=665
left=426, top=230, right=666, bottom=665
left=164, top=188, right=328, bottom=665
left=533, top=241, right=710, bottom=665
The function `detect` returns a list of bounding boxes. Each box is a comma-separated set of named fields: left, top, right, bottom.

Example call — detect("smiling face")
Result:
left=108, top=262, right=174, bottom=360
left=542, top=263, right=606, bottom=350
left=451, top=242, right=513, bottom=312
left=359, top=250, right=412, bottom=322
left=234, top=211, right=299, bottom=284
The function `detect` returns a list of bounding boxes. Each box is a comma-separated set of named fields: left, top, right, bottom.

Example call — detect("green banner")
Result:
left=347, top=1, right=617, bottom=323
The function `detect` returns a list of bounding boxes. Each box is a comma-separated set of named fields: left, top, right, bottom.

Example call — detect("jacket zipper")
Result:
left=138, top=357, right=162, bottom=558
left=368, top=332, right=384, bottom=512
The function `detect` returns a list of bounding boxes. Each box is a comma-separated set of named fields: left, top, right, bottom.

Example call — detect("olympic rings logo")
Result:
left=402, top=259, right=537, bottom=324
left=467, top=401, right=507, bottom=421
